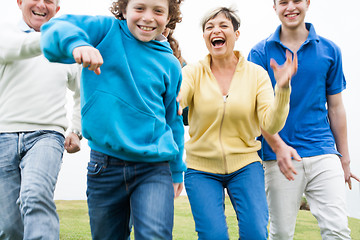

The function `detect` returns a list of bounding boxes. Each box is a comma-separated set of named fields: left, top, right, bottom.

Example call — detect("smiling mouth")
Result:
left=286, top=13, right=299, bottom=18
left=211, top=37, right=225, bottom=47
left=138, top=25, right=156, bottom=32
left=32, top=11, right=46, bottom=17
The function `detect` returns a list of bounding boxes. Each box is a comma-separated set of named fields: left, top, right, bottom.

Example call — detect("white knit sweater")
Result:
left=0, top=21, right=81, bottom=135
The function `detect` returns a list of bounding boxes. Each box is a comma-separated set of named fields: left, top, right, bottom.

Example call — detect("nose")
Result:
left=287, top=1, right=296, bottom=11
left=212, top=25, right=221, bottom=34
left=36, top=0, right=46, bottom=9
left=142, top=10, right=154, bottom=22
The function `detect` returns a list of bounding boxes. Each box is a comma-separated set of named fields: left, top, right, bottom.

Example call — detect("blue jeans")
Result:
left=185, top=162, right=269, bottom=240
left=0, top=131, right=65, bottom=240
left=87, top=150, right=174, bottom=240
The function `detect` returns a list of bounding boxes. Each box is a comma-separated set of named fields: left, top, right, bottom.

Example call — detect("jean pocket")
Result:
left=87, top=161, right=104, bottom=176
left=87, top=150, right=107, bottom=177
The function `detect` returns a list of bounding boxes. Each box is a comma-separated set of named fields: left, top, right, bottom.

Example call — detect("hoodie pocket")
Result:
left=81, top=90, right=157, bottom=154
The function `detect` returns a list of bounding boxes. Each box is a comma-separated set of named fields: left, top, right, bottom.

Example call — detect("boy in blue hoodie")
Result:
left=41, top=0, right=186, bottom=239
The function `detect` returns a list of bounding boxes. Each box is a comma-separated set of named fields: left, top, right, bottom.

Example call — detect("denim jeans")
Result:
left=185, top=162, right=269, bottom=240
left=87, top=150, right=174, bottom=240
left=0, top=131, right=64, bottom=240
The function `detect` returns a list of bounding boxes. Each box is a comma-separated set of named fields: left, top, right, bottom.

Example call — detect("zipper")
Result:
left=219, top=95, right=228, bottom=174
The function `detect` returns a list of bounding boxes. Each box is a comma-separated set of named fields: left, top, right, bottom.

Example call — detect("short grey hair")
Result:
left=201, top=7, right=241, bottom=32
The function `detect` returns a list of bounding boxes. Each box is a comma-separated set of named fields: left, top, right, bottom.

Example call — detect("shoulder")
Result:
left=317, top=35, right=342, bottom=53
left=182, top=61, right=204, bottom=76
left=250, top=38, right=268, bottom=54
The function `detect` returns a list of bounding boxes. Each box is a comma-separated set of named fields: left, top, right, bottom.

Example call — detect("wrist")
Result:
left=71, top=129, right=83, bottom=140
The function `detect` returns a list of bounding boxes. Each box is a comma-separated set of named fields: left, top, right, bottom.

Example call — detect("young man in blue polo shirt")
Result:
left=248, top=0, right=359, bottom=239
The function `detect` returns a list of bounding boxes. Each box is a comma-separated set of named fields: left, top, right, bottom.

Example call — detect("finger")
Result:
left=73, top=49, right=83, bottom=65
left=293, top=52, right=298, bottom=73
left=270, top=58, right=279, bottom=71
left=89, top=51, right=104, bottom=72
left=347, top=178, right=352, bottom=190
left=176, top=92, right=182, bottom=103
left=351, top=173, right=360, bottom=182
left=94, top=67, right=101, bottom=75
left=81, top=52, right=91, bottom=68
left=178, top=105, right=183, bottom=116
left=283, top=168, right=294, bottom=181
left=285, top=49, right=292, bottom=64
left=292, top=152, right=302, bottom=162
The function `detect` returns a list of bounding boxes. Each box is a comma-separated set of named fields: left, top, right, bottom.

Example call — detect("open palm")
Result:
left=270, top=50, right=298, bottom=88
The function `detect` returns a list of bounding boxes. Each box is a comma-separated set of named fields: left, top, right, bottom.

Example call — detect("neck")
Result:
left=280, top=23, right=309, bottom=52
left=210, top=52, right=238, bottom=71
left=280, top=22, right=308, bottom=44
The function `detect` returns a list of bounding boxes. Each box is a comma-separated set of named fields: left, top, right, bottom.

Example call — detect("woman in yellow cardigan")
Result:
left=180, top=7, right=297, bottom=240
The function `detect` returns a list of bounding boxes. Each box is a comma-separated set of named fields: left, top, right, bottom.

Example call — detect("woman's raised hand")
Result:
left=270, top=50, right=298, bottom=88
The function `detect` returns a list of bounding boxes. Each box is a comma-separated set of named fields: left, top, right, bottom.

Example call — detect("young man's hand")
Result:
left=73, top=46, right=103, bottom=75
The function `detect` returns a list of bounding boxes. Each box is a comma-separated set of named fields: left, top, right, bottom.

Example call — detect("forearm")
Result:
left=261, top=129, right=287, bottom=154
left=328, top=103, right=350, bottom=163
left=0, top=26, right=41, bottom=62
left=260, top=85, right=291, bottom=134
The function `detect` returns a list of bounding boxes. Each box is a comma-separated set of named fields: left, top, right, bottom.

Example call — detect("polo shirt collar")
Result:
left=267, top=22, right=320, bottom=44
left=18, top=19, right=35, bottom=33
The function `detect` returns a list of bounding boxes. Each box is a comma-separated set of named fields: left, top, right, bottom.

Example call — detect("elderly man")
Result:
left=0, top=0, right=82, bottom=239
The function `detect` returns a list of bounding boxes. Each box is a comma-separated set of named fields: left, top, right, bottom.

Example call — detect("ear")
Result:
left=235, top=30, right=240, bottom=40
left=17, top=0, right=23, bottom=8
left=273, top=4, right=276, bottom=12
left=55, top=5, right=60, bottom=14
left=307, top=0, right=311, bottom=8
left=122, top=9, right=127, bottom=19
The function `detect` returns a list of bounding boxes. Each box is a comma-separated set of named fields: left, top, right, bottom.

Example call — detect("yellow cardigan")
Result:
left=180, top=51, right=290, bottom=174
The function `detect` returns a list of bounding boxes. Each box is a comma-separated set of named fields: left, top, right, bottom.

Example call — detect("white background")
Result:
left=2, top=0, right=360, bottom=218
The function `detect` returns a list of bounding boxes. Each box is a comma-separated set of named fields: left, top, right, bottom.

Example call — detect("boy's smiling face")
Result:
left=122, top=0, right=170, bottom=42
left=17, top=0, right=60, bottom=32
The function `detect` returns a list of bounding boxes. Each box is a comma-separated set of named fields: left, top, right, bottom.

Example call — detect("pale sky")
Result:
left=3, top=0, right=360, bottom=218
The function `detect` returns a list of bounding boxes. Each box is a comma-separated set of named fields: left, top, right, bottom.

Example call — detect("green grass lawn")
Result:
left=56, top=196, right=360, bottom=240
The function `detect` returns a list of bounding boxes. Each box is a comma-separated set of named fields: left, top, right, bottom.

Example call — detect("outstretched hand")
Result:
left=73, top=46, right=103, bottom=75
left=270, top=50, right=298, bottom=89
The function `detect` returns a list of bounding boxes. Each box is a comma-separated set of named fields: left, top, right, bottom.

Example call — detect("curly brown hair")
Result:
left=110, top=0, right=183, bottom=30
left=167, top=30, right=186, bottom=66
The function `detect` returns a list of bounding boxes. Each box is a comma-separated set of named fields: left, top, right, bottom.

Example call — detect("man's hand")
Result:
left=64, top=132, right=81, bottom=153
left=340, top=157, right=360, bottom=190
left=73, top=46, right=103, bottom=75
left=275, top=143, right=301, bottom=181
left=173, top=182, right=184, bottom=198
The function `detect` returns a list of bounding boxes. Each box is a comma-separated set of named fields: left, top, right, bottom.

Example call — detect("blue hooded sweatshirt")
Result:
left=41, top=15, right=185, bottom=182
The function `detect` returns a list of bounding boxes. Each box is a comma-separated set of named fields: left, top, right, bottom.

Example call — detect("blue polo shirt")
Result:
left=248, top=23, right=345, bottom=161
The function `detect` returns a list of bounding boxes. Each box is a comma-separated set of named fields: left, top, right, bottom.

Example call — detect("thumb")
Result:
left=94, top=67, right=101, bottom=75
left=291, top=149, right=301, bottom=161
left=270, top=58, right=279, bottom=71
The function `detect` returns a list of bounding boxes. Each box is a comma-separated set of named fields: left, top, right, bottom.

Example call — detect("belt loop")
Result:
left=104, top=154, right=109, bottom=168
